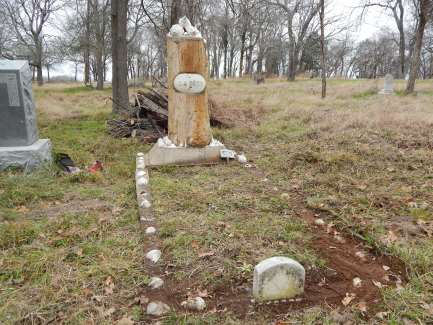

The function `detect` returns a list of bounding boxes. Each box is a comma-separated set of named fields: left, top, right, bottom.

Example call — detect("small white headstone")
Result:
left=253, top=256, right=305, bottom=302
left=380, top=74, right=394, bottom=95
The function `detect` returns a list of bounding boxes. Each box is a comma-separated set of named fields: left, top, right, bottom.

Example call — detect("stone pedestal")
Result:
left=0, top=139, right=52, bottom=171
left=143, top=142, right=223, bottom=167
left=0, top=60, right=52, bottom=171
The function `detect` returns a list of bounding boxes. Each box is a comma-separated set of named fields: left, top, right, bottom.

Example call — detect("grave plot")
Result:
left=126, top=19, right=431, bottom=325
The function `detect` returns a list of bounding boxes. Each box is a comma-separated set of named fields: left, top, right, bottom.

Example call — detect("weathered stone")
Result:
left=143, top=144, right=224, bottom=167
left=0, top=60, right=38, bottom=146
left=146, top=249, right=161, bottom=263
left=148, top=277, right=164, bottom=289
left=146, top=227, right=156, bottom=235
left=146, top=301, right=170, bottom=316
left=0, top=138, right=52, bottom=171
left=253, top=256, right=305, bottom=302
left=380, top=74, right=394, bottom=95
left=181, top=297, right=206, bottom=311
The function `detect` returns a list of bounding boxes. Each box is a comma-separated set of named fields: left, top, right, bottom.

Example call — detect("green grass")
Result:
left=1, top=79, right=433, bottom=323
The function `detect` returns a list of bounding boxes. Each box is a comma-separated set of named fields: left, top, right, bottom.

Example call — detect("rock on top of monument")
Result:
left=169, top=16, right=202, bottom=38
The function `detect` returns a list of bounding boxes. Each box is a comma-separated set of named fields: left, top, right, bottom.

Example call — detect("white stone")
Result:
left=169, top=24, right=184, bottom=37
left=181, top=297, right=206, bottom=311
left=253, top=256, right=305, bottom=302
left=146, top=227, right=156, bottom=235
left=137, top=177, right=148, bottom=187
left=174, top=73, right=206, bottom=94
left=137, top=152, right=145, bottom=158
left=237, top=153, right=247, bottom=164
left=146, top=301, right=170, bottom=316
left=314, top=218, right=325, bottom=226
left=148, top=277, right=164, bottom=289
left=146, top=249, right=161, bottom=263
left=179, top=16, right=194, bottom=34
left=136, top=170, right=146, bottom=178
left=140, top=199, right=151, bottom=209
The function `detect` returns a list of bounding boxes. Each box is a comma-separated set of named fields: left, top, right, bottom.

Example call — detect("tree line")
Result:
left=0, top=0, right=432, bottom=102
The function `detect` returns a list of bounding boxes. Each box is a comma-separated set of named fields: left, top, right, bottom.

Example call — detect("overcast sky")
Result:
left=332, top=0, right=396, bottom=40
left=50, top=1, right=397, bottom=79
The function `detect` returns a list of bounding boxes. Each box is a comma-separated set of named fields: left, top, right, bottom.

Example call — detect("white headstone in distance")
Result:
left=253, top=256, right=305, bottom=302
left=380, top=74, right=394, bottom=95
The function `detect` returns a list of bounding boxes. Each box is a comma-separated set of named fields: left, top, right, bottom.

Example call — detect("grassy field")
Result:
left=1, top=79, right=433, bottom=324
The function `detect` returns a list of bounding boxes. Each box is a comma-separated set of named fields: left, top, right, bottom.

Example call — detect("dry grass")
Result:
left=1, top=79, right=433, bottom=324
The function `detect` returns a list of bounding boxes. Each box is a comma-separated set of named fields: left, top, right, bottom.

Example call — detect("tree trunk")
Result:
left=406, top=0, right=429, bottom=94
left=36, top=64, right=43, bottom=86
left=239, top=30, right=246, bottom=77
left=47, top=65, right=50, bottom=82
left=111, top=0, right=129, bottom=113
left=84, top=0, right=91, bottom=85
left=96, top=48, right=104, bottom=90
left=320, top=0, right=326, bottom=98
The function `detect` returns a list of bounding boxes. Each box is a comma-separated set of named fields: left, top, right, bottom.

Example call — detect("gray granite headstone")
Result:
left=0, top=60, right=52, bottom=170
left=0, top=60, right=38, bottom=146
left=380, top=74, right=394, bottom=95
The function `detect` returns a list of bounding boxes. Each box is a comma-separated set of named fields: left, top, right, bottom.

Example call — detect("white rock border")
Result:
left=136, top=153, right=154, bottom=223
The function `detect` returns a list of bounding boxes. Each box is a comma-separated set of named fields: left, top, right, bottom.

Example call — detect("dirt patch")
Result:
left=27, top=198, right=112, bottom=219
left=300, top=210, right=406, bottom=311
left=137, top=167, right=408, bottom=322
left=138, top=212, right=407, bottom=322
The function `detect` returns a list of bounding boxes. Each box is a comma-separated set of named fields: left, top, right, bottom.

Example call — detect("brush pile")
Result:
left=107, top=78, right=228, bottom=143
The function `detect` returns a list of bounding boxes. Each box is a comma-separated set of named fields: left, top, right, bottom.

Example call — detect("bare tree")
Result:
left=406, top=0, right=433, bottom=94
left=112, top=0, right=129, bottom=114
left=320, top=0, right=326, bottom=98
left=361, top=0, right=406, bottom=78
left=266, top=0, right=321, bottom=80
left=0, top=0, right=60, bottom=86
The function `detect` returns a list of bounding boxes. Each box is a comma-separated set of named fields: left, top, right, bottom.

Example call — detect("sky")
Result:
left=49, top=0, right=397, bottom=80
left=332, top=0, right=396, bottom=40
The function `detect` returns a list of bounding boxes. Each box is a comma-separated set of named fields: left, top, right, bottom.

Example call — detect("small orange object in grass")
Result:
left=88, top=161, right=104, bottom=173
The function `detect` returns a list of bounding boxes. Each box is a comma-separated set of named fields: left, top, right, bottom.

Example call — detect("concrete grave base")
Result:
left=379, top=90, right=394, bottom=95
left=143, top=143, right=225, bottom=167
left=0, top=139, right=52, bottom=171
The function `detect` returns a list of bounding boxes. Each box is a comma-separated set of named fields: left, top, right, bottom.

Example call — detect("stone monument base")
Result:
left=144, top=141, right=224, bottom=167
left=379, top=90, right=394, bottom=95
left=0, top=139, right=52, bottom=171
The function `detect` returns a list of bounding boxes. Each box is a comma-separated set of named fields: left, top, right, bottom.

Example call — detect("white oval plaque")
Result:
left=174, top=73, right=206, bottom=94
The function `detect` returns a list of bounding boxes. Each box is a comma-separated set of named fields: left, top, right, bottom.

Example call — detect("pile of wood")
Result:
left=107, top=78, right=228, bottom=143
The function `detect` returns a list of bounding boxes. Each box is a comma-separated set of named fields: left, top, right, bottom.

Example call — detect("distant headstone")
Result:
left=253, top=256, right=305, bottom=302
left=0, top=60, right=52, bottom=170
left=380, top=74, right=394, bottom=95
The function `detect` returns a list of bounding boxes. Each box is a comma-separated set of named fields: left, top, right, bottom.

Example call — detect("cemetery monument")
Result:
left=143, top=17, right=224, bottom=166
left=380, top=73, right=394, bottom=95
left=0, top=60, right=52, bottom=170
